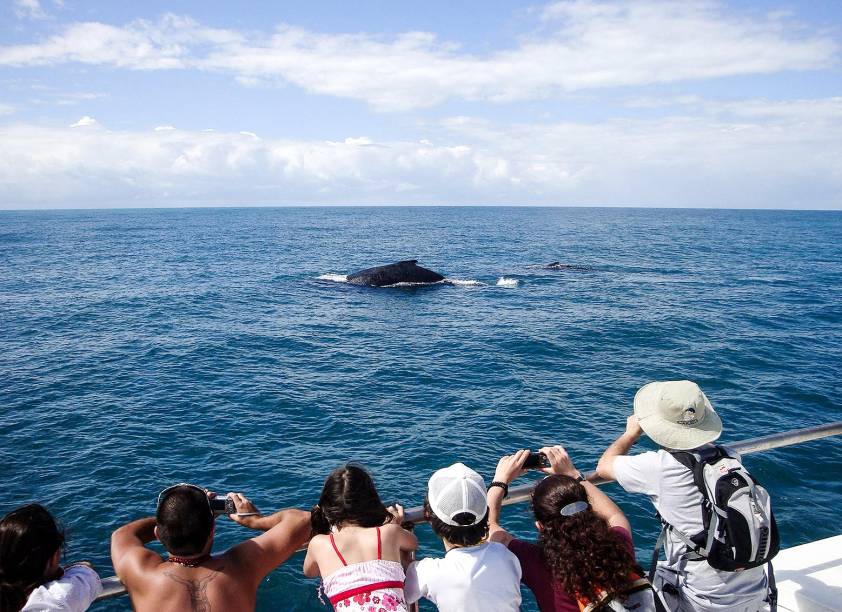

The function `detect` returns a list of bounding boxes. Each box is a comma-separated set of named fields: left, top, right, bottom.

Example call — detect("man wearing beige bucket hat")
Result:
left=596, top=380, right=769, bottom=612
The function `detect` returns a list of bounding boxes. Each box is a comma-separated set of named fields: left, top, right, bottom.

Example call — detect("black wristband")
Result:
left=489, top=481, right=509, bottom=498
left=576, top=472, right=586, bottom=482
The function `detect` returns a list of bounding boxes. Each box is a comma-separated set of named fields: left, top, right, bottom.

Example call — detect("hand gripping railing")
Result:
left=95, top=421, right=842, bottom=602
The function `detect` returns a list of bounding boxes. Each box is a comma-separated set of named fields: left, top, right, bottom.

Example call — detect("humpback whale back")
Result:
left=347, top=260, right=445, bottom=287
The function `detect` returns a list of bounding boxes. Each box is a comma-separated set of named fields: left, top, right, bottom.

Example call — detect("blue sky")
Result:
left=1, top=0, right=841, bottom=209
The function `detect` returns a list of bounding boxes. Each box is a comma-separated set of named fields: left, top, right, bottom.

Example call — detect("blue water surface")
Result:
left=1, top=207, right=841, bottom=611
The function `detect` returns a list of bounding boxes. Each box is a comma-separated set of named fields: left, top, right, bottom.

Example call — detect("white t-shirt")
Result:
left=404, top=541, right=522, bottom=612
left=614, top=449, right=768, bottom=611
left=22, top=565, right=102, bottom=612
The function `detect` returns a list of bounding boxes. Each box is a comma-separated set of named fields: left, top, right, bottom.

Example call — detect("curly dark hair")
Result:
left=532, top=475, right=637, bottom=604
left=311, top=464, right=393, bottom=535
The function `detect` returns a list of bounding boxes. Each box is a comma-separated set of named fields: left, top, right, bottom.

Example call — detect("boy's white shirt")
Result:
left=404, top=541, right=522, bottom=612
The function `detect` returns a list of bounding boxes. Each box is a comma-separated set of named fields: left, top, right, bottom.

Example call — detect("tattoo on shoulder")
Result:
left=163, top=567, right=225, bottom=612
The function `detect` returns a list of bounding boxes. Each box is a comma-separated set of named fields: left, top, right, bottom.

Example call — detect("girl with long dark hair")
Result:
left=0, top=503, right=101, bottom=611
left=488, top=447, right=643, bottom=612
left=303, top=464, right=418, bottom=611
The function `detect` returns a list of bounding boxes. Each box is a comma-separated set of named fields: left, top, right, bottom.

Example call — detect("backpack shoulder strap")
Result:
left=767, top=561, right=778, bottom=612
left=668, top=449, right=698, bottom=471
left=669, top=445, right=725, bottom=470
left=603, top=575, right=670, bottom=612
left=670, top=446, right=728, bottom=495
left=648, top=521, right=668, bottom=582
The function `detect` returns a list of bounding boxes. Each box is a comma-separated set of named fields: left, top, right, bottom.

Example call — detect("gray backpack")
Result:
left=648, top=446, right=779, bottom=607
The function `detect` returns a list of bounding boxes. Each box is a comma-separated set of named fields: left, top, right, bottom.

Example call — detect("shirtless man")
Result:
left=111, top=483, right=310, bottom=612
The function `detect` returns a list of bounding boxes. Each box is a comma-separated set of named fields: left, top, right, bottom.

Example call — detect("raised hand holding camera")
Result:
left=223, top=492, right=264, bottom=529
left=493, top=449, right=531, bottom=485
left=538, top=445, right=582, bottom=479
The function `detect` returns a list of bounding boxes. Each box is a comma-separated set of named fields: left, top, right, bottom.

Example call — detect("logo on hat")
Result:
left=676, top=407, right=699, bottom=426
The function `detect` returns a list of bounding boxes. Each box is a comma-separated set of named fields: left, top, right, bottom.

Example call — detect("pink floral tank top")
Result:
left=321, top=526, right=408, bottom=612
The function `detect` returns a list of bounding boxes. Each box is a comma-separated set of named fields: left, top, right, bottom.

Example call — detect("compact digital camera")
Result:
left=523, top=451, right=550, bottom=469
left=208, top=496, right=236, bottom=516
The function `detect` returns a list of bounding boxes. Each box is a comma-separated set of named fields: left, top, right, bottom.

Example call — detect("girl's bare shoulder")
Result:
left=379, top=523, right=412, bottom=538
left=307, top=533, right=330, bottom=549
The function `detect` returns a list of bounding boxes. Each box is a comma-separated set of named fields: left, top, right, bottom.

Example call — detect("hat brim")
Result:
left=634, top=382, right=723, bottom=450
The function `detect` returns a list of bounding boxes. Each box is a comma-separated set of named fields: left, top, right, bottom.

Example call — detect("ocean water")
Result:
left=1, top=206, right=841, bottom=611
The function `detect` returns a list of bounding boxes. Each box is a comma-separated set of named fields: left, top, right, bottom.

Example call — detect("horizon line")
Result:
left=2, top=203, right=842, bottom=213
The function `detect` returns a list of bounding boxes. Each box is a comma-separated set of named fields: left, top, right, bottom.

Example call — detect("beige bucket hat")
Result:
left=634, top=380, right=723, bottom=450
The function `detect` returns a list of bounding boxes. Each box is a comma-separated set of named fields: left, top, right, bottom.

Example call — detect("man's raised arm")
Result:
left=224, top=493, right=311, bottom=583
left=111, top=517, right=161, bottom=581
left=595, top=415, right=643, bottom=481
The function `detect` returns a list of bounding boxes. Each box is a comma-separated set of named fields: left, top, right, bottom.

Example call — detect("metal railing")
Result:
left=95, top=421, right=842, bottom=602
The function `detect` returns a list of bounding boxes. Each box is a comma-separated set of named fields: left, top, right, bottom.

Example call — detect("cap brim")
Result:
left=634, top=383, right=723, bottom=450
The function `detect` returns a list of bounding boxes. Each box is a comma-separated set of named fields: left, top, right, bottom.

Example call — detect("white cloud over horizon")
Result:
left=1, top=1, right=839, bottom=209
left=0, top=2, right=836, bottom=112
left=2, top=96, right=840, bottom=210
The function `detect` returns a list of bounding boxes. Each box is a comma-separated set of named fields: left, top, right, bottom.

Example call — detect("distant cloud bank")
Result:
left=3, top=97, right=841, bottom=208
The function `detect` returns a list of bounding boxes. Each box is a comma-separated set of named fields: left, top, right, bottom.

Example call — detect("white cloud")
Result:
left=0, top=103, right=15, bottom=116
left=69, top=115, right=98, bottom=127
left=0, top=2, right=835, bottom=111
left=0, top=14, right=240, bottom=70
left=2, top=99, right=840, bottom=209
left=14, top=0, right=47, bottom=20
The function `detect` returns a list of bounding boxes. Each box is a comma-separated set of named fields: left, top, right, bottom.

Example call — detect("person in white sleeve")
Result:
left=403, top=462, right=522, bottom=612
left=596, top=380, right=769, bottom=612
left=0, top=503, right=102, bottom=612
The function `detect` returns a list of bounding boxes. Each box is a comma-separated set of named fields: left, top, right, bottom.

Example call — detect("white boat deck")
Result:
left=774, top=534, right=842, bottom=612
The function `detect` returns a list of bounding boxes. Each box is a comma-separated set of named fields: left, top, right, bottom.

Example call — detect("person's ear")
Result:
left=49, top=547, right=61, bottom=569
left=153, top=525, right=160, bottom=541
left=205, top=523, right=215, bottom=551
left=534, top=521, right=544, bottom=532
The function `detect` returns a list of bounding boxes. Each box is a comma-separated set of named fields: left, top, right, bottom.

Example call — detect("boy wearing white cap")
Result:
left=596, top=380, right=769, bottom=612
left=403, top=463, right=522, bottom=612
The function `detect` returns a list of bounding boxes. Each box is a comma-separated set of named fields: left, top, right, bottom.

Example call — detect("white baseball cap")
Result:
left=427, top=463, right=487, bottom=526
left=634, top=380, right=723, bottom=450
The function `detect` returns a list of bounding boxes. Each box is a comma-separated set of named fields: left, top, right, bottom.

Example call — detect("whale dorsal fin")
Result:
left=397, top=259, right=419, bottom=265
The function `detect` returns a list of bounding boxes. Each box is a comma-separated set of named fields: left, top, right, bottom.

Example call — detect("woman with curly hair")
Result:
left=488, top=446, right=653, bottom=612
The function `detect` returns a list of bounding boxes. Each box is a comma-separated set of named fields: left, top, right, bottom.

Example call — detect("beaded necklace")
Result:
left=165, top=553, right=211, bottom=568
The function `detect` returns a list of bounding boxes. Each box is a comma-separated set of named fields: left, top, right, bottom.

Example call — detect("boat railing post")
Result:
left=407, top=549, right=420, bottom=612
left=91, top=421, right=842, bottom=603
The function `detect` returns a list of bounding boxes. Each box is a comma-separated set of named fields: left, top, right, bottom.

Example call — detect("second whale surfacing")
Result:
left=542, top=261, right=593, bottom=271
left=346, top=260, right=445, bottom=287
